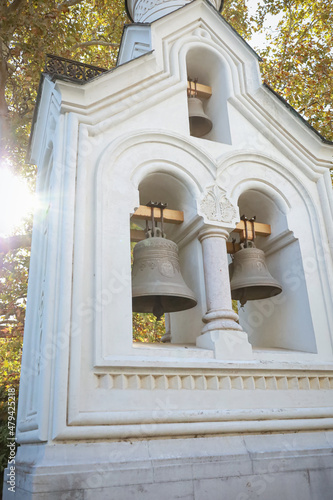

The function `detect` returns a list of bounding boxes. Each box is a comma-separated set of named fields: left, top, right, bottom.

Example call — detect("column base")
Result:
left=196, top=330, right=253, bottom=359
left=202, top=309, right=243, bottom=332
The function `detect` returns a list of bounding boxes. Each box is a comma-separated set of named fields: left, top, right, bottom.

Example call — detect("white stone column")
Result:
left=196, top=226, right=252, bottom=359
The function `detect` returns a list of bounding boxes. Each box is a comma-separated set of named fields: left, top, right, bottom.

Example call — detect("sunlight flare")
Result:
left=0, top=165, right=35, bottom=237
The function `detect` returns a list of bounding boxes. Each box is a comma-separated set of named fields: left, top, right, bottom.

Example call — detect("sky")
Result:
left=246, top=0, right=283, bottom=50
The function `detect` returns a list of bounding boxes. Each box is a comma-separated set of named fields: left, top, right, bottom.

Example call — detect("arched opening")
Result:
left=233, top=188, right=317, bottom=353
left=131, top=171, right=204, bottom=345
left=186, top=45, right=232, bottom=144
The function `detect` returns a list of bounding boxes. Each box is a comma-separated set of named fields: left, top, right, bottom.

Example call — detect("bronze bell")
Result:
left=188, top=97, right=213, bottom=138
left=230, top=243, right=282, bottom=306
left=132, top=233, right=197, bottom=320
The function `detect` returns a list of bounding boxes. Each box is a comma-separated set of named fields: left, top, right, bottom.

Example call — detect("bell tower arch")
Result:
left=219, top=151, right=332, bottom=358
left=186, top=44, right=232, bottom=143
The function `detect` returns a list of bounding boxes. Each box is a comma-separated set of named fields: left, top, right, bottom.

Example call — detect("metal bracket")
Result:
left=145, top=201, right=168, bottom=238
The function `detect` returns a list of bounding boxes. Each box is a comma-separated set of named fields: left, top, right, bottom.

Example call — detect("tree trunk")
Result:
left=0, top=45, right=9, bottom=161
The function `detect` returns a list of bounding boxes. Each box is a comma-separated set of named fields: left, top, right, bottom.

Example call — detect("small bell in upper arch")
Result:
left=188, top=96, right=213, bottom=138
left=188, top=78, right=212, bottom=138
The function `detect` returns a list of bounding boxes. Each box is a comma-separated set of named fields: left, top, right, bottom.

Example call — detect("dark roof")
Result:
left=264, top=82, right=333, bottom=145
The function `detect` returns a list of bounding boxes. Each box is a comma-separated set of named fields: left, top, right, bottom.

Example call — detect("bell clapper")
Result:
left=153, top=296, right=164, bottom=322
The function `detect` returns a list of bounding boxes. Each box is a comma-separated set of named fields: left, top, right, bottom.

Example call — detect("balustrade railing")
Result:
left=44, top=54, right=108, bottom=82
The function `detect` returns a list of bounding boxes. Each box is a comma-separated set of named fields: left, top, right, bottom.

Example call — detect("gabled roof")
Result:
left=28, top=0, right=333, bottom=163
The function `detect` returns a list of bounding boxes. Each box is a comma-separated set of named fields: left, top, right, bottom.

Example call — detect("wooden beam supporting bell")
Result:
left=187, top=81, right=212, bottom=99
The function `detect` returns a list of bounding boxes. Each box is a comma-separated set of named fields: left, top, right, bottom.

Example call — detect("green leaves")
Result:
left=0, top=335, right=22, bottom=491
left=223, top=0, right=253, bottom=39
left=133, top=312, right=165, bottom=343
left=0, top=0, right=128, bottom=161
left=0, top=247, right=30, bottom=338
left=250, top=0, right=333, bottom=140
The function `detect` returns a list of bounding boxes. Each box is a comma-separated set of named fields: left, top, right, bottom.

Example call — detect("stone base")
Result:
left=3, top=432, right=333, bottom=500
left=196, top=330, right=253, bottom=359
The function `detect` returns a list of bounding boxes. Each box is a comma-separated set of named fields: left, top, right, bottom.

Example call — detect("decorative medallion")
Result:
left=159, top=261, right=175, bottom=278
left=200, top=184, right=237, bottom=223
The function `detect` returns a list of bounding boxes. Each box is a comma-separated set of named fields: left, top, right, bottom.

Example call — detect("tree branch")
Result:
left=299, top=90, right=333, bottom=113
left=56, top=0, right=86, bottom=10
left=6, top=0, right=25, bottom=13
left=71, top=40, right=119, bottom=51
left=0, top=45, right=9, bottom=160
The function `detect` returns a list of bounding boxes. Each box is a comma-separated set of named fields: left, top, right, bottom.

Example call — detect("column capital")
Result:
left=198, top=226, right=230, bottom=242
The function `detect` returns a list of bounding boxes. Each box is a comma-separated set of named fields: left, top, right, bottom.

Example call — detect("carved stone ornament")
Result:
left=128, top=0, right=222, bottom=23
left=200, top=184, right=237, bottom=223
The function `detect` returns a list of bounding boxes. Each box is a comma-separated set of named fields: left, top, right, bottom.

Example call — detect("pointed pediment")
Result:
left=29, top=0, right=332, bottom=170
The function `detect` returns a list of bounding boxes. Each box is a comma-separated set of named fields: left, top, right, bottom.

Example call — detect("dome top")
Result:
left=125, top=0, right=224, bottom=24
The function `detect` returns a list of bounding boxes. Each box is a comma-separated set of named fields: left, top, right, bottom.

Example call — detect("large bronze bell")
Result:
left=132, top=234, right=197, bottom=320
left=230, top=243, right=282, bottom=306
left=188, top=97, right=213, bottom=138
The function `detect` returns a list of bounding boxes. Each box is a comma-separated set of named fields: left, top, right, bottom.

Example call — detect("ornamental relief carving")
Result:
left=95, top=371, right=333, bottom=391
left=133, top=0, right=219, bottom=19
left=200, top=184, right=237, bottom=224
left=132, top=258, right=180, bottom=277
left=134, top=0, right=192, bottom=18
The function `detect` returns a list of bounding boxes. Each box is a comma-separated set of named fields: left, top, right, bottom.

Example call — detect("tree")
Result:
left=0, top=0, right=128, bottom=330
left=223, top=0, right=253, bottom=39
left=0, top=0, right=127, bottom=166
left=252, top=0, right=333, bottom=141
left=0, top=2, right=128, bottom=492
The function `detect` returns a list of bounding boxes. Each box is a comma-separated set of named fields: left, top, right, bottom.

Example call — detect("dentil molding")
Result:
left=95, top=370, right=333, bottom=391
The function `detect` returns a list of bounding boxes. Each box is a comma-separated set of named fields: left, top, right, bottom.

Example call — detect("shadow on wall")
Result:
left=236, top=188, right=317, bottom=353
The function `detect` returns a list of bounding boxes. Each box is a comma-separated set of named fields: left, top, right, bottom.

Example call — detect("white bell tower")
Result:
left=3, top=0, right=333, bottom=498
